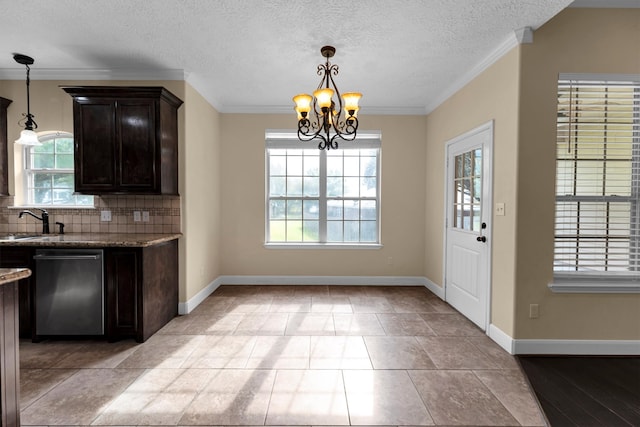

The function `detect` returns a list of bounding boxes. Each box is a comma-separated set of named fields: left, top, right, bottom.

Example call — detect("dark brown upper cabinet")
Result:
left=0, top=97, right=12, bottom=196
left=62, top=86, right=183, bottom=195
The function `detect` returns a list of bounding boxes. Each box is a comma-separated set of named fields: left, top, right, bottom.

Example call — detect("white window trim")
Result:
left=21, top=131, right=94, bottom=209
left=551, top=73, right=640, bottom=293
left=265, top=130, right=382, bottom=247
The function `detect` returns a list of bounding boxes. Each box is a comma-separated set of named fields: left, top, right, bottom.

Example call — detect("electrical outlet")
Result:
left=142, top=211, right=150, bottom=222
left=100, top=210, right=112, bottom=222
left=133, top=211, right=141, bottom=222
left=529, top=304, right=539, bottom=319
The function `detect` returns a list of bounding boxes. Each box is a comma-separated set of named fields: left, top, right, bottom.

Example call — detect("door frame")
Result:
left=442, top=120, right=494, bottom=332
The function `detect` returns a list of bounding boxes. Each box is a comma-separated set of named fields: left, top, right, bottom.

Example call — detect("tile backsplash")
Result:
left=0, top=195, right=181, bottom=235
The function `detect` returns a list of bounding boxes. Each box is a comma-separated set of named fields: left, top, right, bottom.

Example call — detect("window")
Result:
left=554, top=75, right=639, bottom=283
left=24, top=132, right=93, bottom=207
left=266, top=132, right=381, bottom=246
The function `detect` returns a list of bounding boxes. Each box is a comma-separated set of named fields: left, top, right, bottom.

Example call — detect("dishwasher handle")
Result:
left=34, top=254, right=101, bottom=261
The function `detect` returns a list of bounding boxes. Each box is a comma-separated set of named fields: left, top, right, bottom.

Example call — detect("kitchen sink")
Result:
left=0, top=234, right=42, bottom=241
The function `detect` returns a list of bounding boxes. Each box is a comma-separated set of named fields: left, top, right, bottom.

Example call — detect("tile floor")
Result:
left=19, top=285, right=547, bottom=426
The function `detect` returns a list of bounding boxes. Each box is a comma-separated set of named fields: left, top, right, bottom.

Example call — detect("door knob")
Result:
left=477, top=236, right=486, bottom=242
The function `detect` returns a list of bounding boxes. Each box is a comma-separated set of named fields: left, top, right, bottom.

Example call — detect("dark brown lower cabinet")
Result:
left=0, top=279, right=21, bottom=426
left=0, top=240, right=178, bottom=344
left=106, top=240, right=178, bottom=342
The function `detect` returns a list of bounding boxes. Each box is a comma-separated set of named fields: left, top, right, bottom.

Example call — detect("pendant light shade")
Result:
left=13, top=53, right=40, bottom=146
left=15, top=129, right=40, bottom=146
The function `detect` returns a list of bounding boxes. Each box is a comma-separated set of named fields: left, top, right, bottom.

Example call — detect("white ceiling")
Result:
left=0, top=0, right=635, bottom=115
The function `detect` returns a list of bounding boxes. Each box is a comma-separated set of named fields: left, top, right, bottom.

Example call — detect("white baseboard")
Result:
left=488, top=324, right=640, bottom=355
left=513, top=339, right=640, bottom=355
left=178, top=277, right=223, bottom=315
left=219, top=275, right=430, bottom=286
left=423, top=277, right=445, bottom=299
left=489, top=324, right=515, bottom=354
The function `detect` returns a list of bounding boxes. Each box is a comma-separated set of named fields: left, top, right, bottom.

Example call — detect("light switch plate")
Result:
left=142, top=211, right=150, bottom=222
left=495, top=202, right=505, bottom=216
left=133, top=211, right=141, bottom=222
left=100, top=210, right=112, bottom=222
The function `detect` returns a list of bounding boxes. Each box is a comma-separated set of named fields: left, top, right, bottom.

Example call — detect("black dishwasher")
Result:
left=34, top=249, right=104, bottom=336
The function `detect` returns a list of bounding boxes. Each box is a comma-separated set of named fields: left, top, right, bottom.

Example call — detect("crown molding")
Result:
left=424, top=28, right=529, bottom=114
left=569, top=0, right=640, bottom=7
left=219, top=104, right=427, bottom=115
left=0, top=68, right=185, bottom=81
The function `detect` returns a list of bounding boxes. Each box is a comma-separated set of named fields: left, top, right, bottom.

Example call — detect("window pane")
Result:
left=303, top=200, right=319, bottom=219
left=286, top=177, right=303, bottom=197
left=303, top=177, right=319, bottom=197
left=34, top=173, right=52, bottom=188
left=287, top=155, right=303, bottom=175
left=327, top=157, right=342, bottom=176
left=344, top=157, right=359, bottom=176
left=287, top=200, right=302, bottom=219
left=327, top=200, right=343, bottom=220
left=270, top=221, right=286, bottom=241
left=344, top=200, right=359, bottom=220
left=270, top=156, right=286, bottom=175
left=270, top=200, right=286, bottom=219
left=270, top=177, right=286, bottom=196
left=327, top=177, right=343, bottom=197
left=361, top=200, right=377, bottom=220
left=33, top=154, right=54, bottom=169
left=56, top=154, right=74, bottom=169
left=344, top=221, right=360, bottom=242
left=303, top=220, right=319, bottom=241
left=327, top=221, right=343, bottom=241
left=53, top=173, right=74, bottom=188
left=344, top=177, right=359, bottom=197
left=304, top=155, right=319, bottom=176
left=55, top=138, right=74, bottom=153
left=361, top=221, right=377, bottom=242
left=287, top=220, right=303, bottom=241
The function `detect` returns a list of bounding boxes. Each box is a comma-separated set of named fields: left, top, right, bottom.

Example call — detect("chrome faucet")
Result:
left=18, top=208, right=50, bottom=234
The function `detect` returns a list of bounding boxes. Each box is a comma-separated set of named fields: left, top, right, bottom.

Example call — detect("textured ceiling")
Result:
left=0, top=0, right=626, bottom=114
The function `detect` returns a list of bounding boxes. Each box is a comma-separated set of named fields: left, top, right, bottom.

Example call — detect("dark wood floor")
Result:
left=518, top=356, right=640, bottom=427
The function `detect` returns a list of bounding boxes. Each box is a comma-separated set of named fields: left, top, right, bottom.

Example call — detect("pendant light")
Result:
left=13, top=53, right=40, bottom=146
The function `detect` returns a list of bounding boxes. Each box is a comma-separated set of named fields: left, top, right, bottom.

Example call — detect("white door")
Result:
left=444, top=122, right=493, bottom=330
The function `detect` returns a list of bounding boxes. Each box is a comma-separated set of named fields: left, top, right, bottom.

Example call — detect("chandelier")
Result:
left=13, top=53, right=40, bottom=146
left=292, top=46, right=361, bottom=150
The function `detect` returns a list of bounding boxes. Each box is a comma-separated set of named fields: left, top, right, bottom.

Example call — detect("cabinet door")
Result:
left=73, top=100, right=117, bottom=192
left=105, top=249, right=140, bottom=341
left=117, top=100, right=157, bottom=192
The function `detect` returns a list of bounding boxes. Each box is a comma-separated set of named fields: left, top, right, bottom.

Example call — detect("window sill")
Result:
left=265, top=243, right=383, bottom=250
left=549, top=276, right=640, bottom=294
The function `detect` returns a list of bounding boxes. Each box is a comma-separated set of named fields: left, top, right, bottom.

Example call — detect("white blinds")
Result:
left=555, top=76, right=640, bottom=274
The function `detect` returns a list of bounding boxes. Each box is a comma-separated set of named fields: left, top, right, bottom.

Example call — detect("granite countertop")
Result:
left=0, top=268, right=31, bottom=285
left=0, top=233, right=181, bottom=248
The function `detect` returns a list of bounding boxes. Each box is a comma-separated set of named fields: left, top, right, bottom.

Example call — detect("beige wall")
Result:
left=425, top=48, right=521, bottom=336
left=515, top=8, right=640, bottom=339
left=219, top=114, right=427, bottom=277
left=180, top=82, right=222, bottom=302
